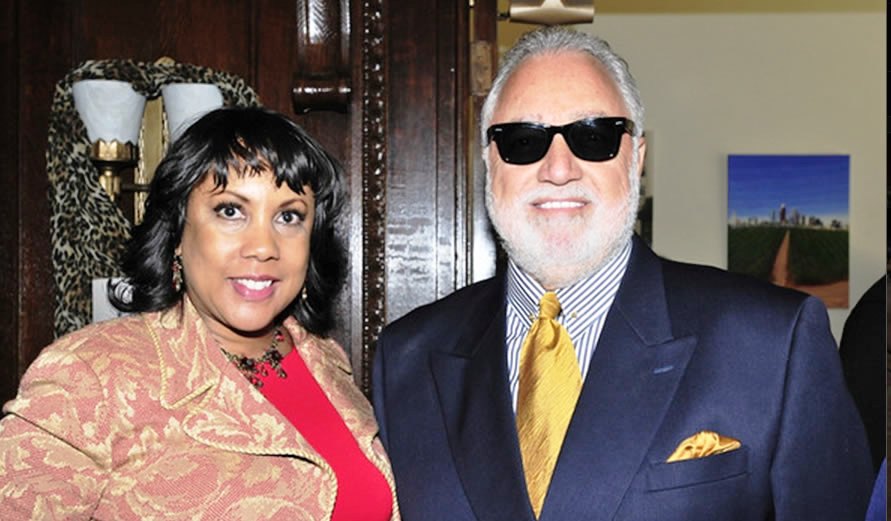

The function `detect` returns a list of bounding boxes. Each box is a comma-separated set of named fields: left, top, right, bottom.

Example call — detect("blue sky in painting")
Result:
left=727, top=155, right=849, bottom=225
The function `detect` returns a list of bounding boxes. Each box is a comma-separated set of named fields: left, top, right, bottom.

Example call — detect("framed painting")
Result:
left=727, top=154, right=849, bottom=308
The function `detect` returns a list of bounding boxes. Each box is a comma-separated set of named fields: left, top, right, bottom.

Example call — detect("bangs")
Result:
left=198, top=128, right=335, bottom=199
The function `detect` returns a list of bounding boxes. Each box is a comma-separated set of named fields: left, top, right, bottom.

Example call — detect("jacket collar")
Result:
left=145, top=296, right=218, bottom=409
left=144, top=296, right=378, bottom=459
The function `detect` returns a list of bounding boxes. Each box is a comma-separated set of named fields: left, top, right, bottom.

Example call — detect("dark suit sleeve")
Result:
left=770, top=297, right=873, bottom=520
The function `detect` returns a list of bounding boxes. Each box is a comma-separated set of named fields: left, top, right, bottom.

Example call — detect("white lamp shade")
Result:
left=161, top=83, right=224, bottom=141
left=72, top=79, right=147, bottom=144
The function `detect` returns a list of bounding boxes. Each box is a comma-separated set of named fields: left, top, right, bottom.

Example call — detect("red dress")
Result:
left=256, top=349, right=393, bottom=521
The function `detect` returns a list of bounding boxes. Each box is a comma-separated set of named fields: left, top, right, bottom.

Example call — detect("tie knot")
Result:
left=538, top=292, right=561, bottom=320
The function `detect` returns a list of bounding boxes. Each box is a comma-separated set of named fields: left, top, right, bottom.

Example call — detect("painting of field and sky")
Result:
left=727, top=154, right=849, bottom=308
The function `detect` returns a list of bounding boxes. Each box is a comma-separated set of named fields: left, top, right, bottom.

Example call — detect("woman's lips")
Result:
left=230, top=277, right=277, bottom=300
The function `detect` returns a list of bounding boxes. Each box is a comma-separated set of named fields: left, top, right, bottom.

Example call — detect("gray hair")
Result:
left=480, top=26, right=645, bottom=148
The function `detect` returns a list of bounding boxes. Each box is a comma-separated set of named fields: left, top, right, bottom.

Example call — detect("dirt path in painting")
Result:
left=789, top=280, right=849, bottom=308
left=770, top=231, right=791, bottom=287
left=769, top=230, right=848, bottom=307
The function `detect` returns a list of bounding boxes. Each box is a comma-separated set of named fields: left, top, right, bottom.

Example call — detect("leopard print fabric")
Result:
left=46, top=59, right=260, bottom=337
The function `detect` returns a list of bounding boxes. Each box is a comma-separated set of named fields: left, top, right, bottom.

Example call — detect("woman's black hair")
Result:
left=110, top=106, right=346, bottom=336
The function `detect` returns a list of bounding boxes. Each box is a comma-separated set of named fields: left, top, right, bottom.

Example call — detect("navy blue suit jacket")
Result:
left=373, top=237, right=873, bottom=521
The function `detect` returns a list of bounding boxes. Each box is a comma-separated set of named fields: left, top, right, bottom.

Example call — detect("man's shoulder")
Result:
left=380, top=277, right=503, bottom=343
left=630, top=236, right=805, bottom=301
left=661, top=256, right=807, bottom=296
left=652, top=254, right=816, bottom=321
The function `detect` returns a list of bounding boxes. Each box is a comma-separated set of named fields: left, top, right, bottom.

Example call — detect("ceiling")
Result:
left=497, top=0, right=884, bottom=14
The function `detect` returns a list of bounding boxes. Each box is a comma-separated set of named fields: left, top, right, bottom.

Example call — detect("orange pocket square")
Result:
left=666, top=430, right=741, bottom=463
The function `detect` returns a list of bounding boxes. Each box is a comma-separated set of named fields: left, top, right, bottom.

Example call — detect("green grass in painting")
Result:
left=787, top=228, right=848, bottom=284
left=727, top=227, right=787, bottom=280
left=728, top=226, right=848, bottom=284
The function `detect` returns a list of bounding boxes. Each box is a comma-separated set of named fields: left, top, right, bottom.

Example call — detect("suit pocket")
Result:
left=646, top=445, right=749, bottom=491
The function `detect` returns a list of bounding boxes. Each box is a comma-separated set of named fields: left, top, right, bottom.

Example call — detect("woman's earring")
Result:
left=172, top=255, right=184, bottom=292
left=301, top=287, right=308, bottom=301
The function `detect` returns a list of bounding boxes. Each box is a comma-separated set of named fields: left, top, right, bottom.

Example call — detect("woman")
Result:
left=0, top=107, right=398, bottom=521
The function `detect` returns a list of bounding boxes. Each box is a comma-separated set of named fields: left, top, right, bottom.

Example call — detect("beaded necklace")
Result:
left=220, top=328, right=288, bottom=389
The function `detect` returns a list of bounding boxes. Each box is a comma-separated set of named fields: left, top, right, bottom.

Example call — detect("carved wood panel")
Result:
left=2, top=0, right=72, bottom=402
left=358, top=0, right=388, bottom=393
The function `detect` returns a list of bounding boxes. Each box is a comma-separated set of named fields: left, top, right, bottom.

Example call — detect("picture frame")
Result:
left=727, top=154, right=850, bottom=308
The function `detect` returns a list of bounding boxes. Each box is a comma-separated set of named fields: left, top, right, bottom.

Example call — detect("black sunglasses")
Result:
left=486, top=117, right=637, bottom=165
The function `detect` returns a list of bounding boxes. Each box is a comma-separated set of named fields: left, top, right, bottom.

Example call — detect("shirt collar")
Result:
left=506, top=240, right=632, bottom=328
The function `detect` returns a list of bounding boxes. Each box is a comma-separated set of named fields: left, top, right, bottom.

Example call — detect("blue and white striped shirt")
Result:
left=505, top=242, right=632, bottom=412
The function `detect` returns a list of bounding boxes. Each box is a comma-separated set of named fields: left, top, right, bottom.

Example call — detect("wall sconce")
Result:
left=502, top=0, right=595, bottom=25
left=161, top=83, right=224, bottom=142
left=72, top=79, right=147, bottom=201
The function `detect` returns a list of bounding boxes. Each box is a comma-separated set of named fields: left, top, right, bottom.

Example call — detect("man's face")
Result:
left=486, top=51, right=645, bottom=289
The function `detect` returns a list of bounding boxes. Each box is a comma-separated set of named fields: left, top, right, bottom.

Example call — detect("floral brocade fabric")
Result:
left=0, top=297, right=400, bottom=521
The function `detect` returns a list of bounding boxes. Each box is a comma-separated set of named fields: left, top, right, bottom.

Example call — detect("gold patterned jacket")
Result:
left=0, top=297, right=400, bottom=521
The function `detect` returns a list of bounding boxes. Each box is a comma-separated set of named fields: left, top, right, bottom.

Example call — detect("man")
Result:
left=838, top=274, right=887, bottom=472
left=373, top=26, right=873, bottom=521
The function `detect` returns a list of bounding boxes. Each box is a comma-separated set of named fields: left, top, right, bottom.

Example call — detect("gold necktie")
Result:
left=516, top=292, right=582, bottom=518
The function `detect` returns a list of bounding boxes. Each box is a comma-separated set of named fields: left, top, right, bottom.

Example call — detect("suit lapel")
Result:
left=431, top=284, right=536, bottom=521
left=542, top=239, right=697, bottom=521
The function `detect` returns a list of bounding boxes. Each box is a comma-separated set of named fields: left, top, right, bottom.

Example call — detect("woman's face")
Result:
left=177, top=166, right=314, bottom=345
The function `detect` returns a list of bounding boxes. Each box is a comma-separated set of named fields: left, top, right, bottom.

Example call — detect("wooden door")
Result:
left=1, top=0, right=499, bottom=401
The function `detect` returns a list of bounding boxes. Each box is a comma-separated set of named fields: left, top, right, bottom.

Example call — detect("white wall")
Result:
left=501, top=10, right=886, bottom=340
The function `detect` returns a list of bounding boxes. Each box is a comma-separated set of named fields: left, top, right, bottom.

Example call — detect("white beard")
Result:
left=486, top=157, right=640, bottom=290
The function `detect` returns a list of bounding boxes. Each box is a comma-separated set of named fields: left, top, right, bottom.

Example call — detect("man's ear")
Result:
left=635, top=136, right=647, bottom=179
